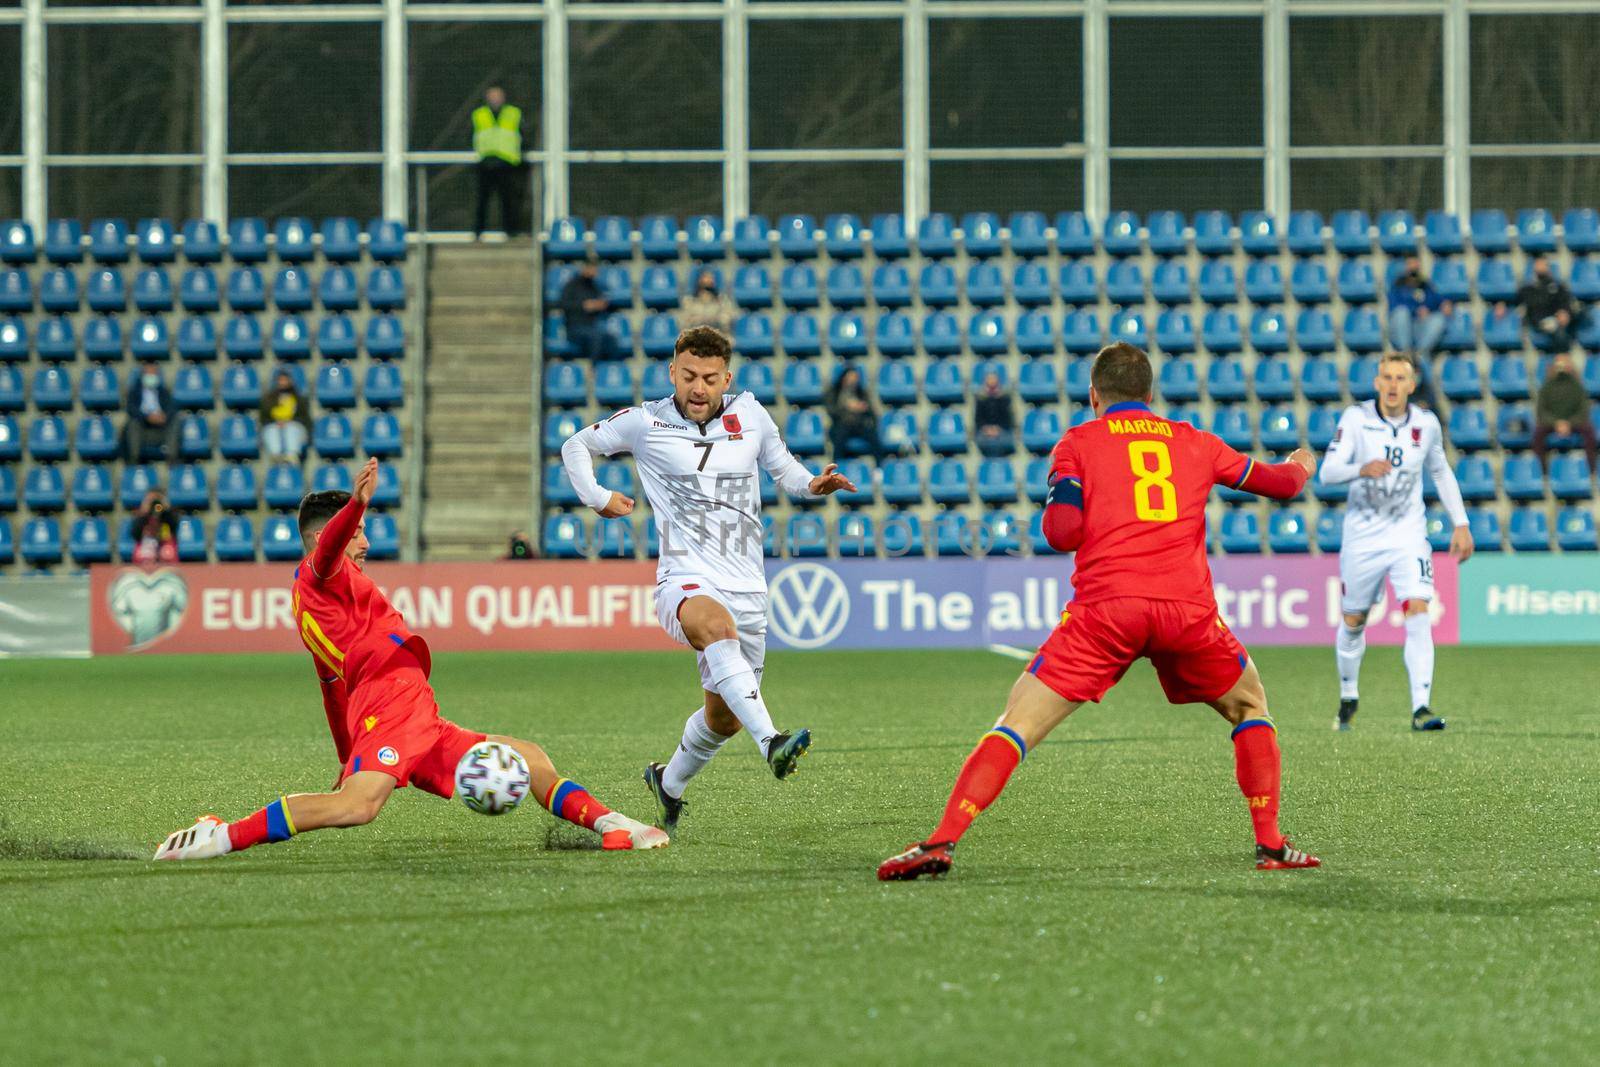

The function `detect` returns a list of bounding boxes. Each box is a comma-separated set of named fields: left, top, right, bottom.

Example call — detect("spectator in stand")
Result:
left=1532, top=352, right=1598, bottom=475
left=560, top=256, right=609, bottom=359
left=506, top=530, right=536, bottom=560
left=132, top=489, right=179, bottom=565
left=973, top=372, right=1016, bottom=457
left=826, top=366, right=880, bottom=459
left=1505, top=257, right=1576, bottom=353
left=123, top=360, right=178, bottom=464
left=678, top=269, right=735, bottom=332
left=260, top=369, right=311, bottom=465
left=472, top=86, right=524, bottom=237
left=1387, top=257, right=1447, bottom=409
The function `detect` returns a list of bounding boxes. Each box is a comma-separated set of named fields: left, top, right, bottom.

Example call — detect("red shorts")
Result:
left=342, top=665, right=486, bottom=799
left=1027, top=597, right=1248, bottom=706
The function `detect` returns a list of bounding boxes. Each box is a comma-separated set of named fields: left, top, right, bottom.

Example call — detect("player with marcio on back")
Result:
left=879, top=342, right=1323, bottom=881
left=154, top=457, right=667, bottom=860
left=1318, top=352, right=1472, bottom=733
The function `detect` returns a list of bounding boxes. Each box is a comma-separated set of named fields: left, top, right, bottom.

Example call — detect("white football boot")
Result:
left=594, top=812, right=669, bottom=851
left=153, top=815, right=234, bottom=861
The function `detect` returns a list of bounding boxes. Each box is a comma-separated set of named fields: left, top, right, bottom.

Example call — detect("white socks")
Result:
left=662, top=707, right=732, bottom=798
left=1336, top=622, right=1366, bottom=700
left=701, top=639, right=778, bottom=753
left=1403, top=612, right=1435, bottom=711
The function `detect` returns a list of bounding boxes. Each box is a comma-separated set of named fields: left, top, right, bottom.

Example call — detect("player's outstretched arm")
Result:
left=1316, top=408, right=1374, bottom=484
left=1229, top=448, right=1315, bottom=501
left=755, top=404, right=829, bottom=499
left=309, top=459, right=375, bottom=578
left=560, top=414, right=637, bottom=518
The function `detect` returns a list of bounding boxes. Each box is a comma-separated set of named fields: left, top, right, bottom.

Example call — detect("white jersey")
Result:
left=560, top=392, right=818, bottom=593
left=1319, top=402, right=1468, bottom=554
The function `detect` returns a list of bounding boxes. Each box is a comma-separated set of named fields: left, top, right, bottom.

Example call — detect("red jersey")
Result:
left=291, top=497, right=431, bottom=693
left=1050, top=401, right=1258, bottom=608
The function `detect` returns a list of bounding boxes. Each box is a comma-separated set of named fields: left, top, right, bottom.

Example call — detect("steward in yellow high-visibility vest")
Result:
left=473, top=87, right=524, bottom=236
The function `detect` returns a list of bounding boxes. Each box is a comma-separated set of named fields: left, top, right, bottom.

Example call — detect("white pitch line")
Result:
left=988, top=643, right=1034, bottom=661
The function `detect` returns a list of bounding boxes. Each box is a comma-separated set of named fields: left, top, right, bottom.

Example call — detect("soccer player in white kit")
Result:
left=559, top=325, right=855, bottom=831
left=1318, top=353, right=1474, bottom=732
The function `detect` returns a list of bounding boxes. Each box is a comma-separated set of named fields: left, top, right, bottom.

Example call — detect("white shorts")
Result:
left=655, top=575, right=769, bottom=691
left=1340, top=539, right=1435, bottom=617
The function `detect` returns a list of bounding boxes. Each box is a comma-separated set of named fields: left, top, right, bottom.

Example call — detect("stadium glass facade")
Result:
left=0, top=1, right=1595, bottom=232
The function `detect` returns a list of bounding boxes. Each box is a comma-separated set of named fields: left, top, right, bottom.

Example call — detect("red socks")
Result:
left=227, top=797, right=296, bottom=852
left=1232, top=721, right=1283, bottom=849
left=543, top=779, right=612, bottom=831
left=929, top=727, right=1026, bottom=845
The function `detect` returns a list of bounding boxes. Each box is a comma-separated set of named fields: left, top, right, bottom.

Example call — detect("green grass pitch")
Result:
left=2, top=646, right=1597, bottom=1064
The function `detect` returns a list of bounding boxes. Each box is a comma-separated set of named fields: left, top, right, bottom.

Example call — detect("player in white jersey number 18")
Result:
left=558, top=326, right=855, bottom=834
left=1318, top=353, right=1473, bottom=733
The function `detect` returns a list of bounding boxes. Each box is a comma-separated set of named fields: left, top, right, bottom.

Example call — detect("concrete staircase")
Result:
left=420, top=242, right=537, bottom=560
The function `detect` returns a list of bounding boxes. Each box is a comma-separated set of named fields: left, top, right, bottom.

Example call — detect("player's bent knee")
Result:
left=1342, top=613, right=1367, bottom=631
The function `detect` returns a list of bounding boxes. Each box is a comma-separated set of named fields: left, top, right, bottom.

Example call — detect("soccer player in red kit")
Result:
left=155, top=458, right=667, bottom=860
left=879, top=343, right=1322, bottom=880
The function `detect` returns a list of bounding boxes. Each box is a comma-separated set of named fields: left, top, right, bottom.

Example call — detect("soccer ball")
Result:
left=454, top=741, right=531, bottom=816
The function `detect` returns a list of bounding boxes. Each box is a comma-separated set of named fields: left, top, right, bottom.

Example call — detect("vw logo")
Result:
left=767, top=563, right=850, bottom=649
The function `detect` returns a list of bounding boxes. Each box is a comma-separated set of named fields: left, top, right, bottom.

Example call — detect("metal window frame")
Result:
left=2, top=0, right=1595, bottom=230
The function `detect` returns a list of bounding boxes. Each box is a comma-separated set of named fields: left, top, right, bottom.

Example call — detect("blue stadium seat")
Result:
left=1307, top=507, right=1341, bottom=553
left=777, top=214, right=818, bottom=259
left=113, top=464, right=157, bottom=512
left=1557, top=507, right=1599, bottom=550
left=1156, top=356, right=1199, bottom=402
left=31, top=364, right=72, bottom=411
left=1448, top=406, right=1491, bottom=451
left=1211, top=406, right=1253, bottom=450
left=1104, top=260, right=1143, bottom=305
left=21, top=518, right=63, bottom=566
left=779, top=312, right=820, bottom=358
left=1377, top=210, right=1418, bottom=254
left=781, top=362, right=823, bottom=406
left=1489, top=355, right=1531, bottom=398
left=1008, top=211, right=1049, bottom=257
left=179, top=267, right=220, bottom=312
left=914, top=311, right=955, bottom=358
left=308, top=315, right=355, bottom=361
left=1022, top=408, right=1062, bottom=454
left=591, top=517, right=634, bottom=560
left=175, top=219, right=220, bottom=264
left=592, top=215, right=633, bottom=260
left=870, top=262, right=912, bottom=309
left=69, top=464, right=114, bottom=513
left=0, top=414, right=19, bottom=462
left=824, top=312, right=865, bottom=357
left=44, top=220, right=82, bottom=264
left=1344, top=308, right=1384, bottom=353
left=1100, top=211, right=1138, bottom=257
left=1289, top=260, right=1330, bottom=304
left=1332, top=210, right=1371, bottom=254
left=1291, top=308, right=1334, bottom=355
left=959, top=212, right=1002, bottom=258
left=916, top=213, right=956, bottom=259
left=1564, top=208, right=1600, bottom=253
left=1268, top=510, right=1310, bottom=553
left=1516, top=208, right=1556, bottom=253
left=1424, top=210, right=1463, bottom=255
left=630, top=214, right=675, bottom=261
left=160, top=464, right=206, bottom=513
left=1197, top=259, right=1236, bottom=305
left=1239, top=211, right=1278, bottom=256
left=964, top=310, right=1004, bottom=356
left=636, top=313, right=676, bottom=359
left=272, top=267, right=312, bottom=311
left=1453, top=456, right=1496, bottom=501
left=1467, top=508, right=1503, bottom=552
left=85, top=268, right=126, bottom=313
left=1014, top=361, right=1057, bottom=405
left=544, top=217, right=586, bottom=261
left=1059, top=259, right=1098, bottom=305
left=1150, top=260, right=1190, bottom=306
left=1476, top=258, right=1516, bottom=303
left=0, top=220, right=34, bottom=263
left=821, top=213, right=863, bottom=259
left=317, top=217, right=361, bottom=263
left=1254, top=359, right=1295, bottom=402
left=1064, top=357, right=1093, bottom=402
left=1336, top=258, right=1377, bottom=304
left=1219, top=511, right=1262, bottom=553
left=217, top=364, right=259, bottom=410
left=732, top=265, right=772, bottom=308
left=1054, top=211, right=1094, bottom=256
left=872, top=362, right=914, bottom=407
left=0, top=465, right=14, bottom=510
left=24, top=466, right=66, bottom=512
left=266, top=315, right=308, bottom=361
left=543, top=264, right=573, bottom=304
left=965, top=261, right=1006, bottom=307
left=1259, top=406, right=1300, bottom=451
left=1428, top=257, right=1470, bottom=303
left=869, top=213, right=909, bottom=259
left=309, top=413, right=351, bottom=459
left=830, top=458, right=873, bottom=507
left=1202, top=309, right=1242, bottom=354
left=779, top=264, right=819, bottom=308
left=1057, top=311, right=1098, bottom=356
left=1205, top=358, right=1247, bottom=402
left=1244, top=261, right=1283, bottom=303
left=923, top=359, right=965, bottom=405
left=362, top=362, right=402, bottom=409
left=1155, top=309, right=1195, bottom=354
left=918, top=262, right=958, bottom=308
left=169, top=516, right=205, bottom=562
left=1508, top=508, right=1551, bottom=552
left=67, top=415, right=113, bottom=461
left=731, top=215, right=771, bottom=259
left=1569, top=258, right=1600, bottom=303
left=879, top=457, right=922, bottom=505
left=0, top=268, right=31, bottom=313
left=271, top=218, right=314, bottom=263
left=314, top=266, right=358, bottom=312
left=1144, top=210, right=1185, bottom=256
left=89, top=219, right=130, bottom=264
left=1551, top=455, right=1593, bottom=501
left=783, top=514, right=824, bottom=558
left=784, top=410, right=824, bottom=455
left=227, top=266, right=268, bottom=312
left=177, top=413, right=212, bottom=459
left=0, top=365, right=20, bottom=410
left=927, top=459, right=970, bottom=506
left=1109, top=309, right=1147, bottom=349
left=216, top=413, right=258, bottom=460
left=1192, top=211, right=1234, bottom=255
left=367, top=267, right=405, bottom=310
left=0, top=317, right=25, bottom=361
left=927, top=410, right=968, bottom=455
left=368, top=464, right=401, bottom=510
left=543, top=462, right=579, bottom=508
left=47, top=316, right=89, bottom=361
left=1011, top=309, right=1053, bottom=356
left=1468, top=209, right=1509, bottom=253
left=1306, top=405, right=1341, bottom=450
left=1439, top=356, right=1482, bottom=401
left=225, top=218, right=267, bottom=263
left=363, top=412, right=402, bottom=458
left=827, top=264, right=866, bottom=308
left=1492, top=402, right=1530, bottom=450
left=641, top=361, right=671, bottom=398
left=209, top=515, right=254, bottom=562
left=1287, top=210, right=1325, bottom=255
left=172, top=316, right=215, bottom=361
left=672, top=215, right=716, bottom=260
left=1345, top=355, right=1379, bottom=401
left=632, top=266, right=675, bottom=310
left=29, top=414, right=68, bottom=461
left=835, top=512, right=875, bottom=557
left=262, top=465, right=306, bottom=511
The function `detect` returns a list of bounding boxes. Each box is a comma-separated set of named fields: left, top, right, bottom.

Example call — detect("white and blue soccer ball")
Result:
left=455, top=741, right=531, bottom=816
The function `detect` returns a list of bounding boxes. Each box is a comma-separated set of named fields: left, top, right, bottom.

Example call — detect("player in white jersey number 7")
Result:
left=559, top=326, right=856, bottom=833
left=1318, top=353, right=1473, bottom=733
